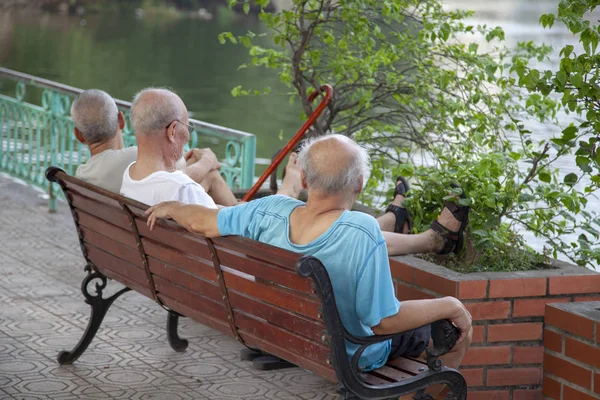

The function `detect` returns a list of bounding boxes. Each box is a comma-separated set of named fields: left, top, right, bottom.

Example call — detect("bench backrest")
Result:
left=47, top=167, right=339, bottom=382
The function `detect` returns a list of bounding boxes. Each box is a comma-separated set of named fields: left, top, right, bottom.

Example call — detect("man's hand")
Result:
left=185, top=148, right=220, bottom=170
left=145, top=201, right=183, bottom=230
left=446, top=297, right=472, bottom=345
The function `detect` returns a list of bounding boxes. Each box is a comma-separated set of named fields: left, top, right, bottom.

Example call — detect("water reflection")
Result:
left=0, top=8, right=302, bottom=165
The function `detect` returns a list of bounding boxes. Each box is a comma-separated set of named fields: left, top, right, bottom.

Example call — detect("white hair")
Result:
left=70, top=89, right=119, bottom=145
left=130, top=87, right=183, bottom=134
left=297, top=134, right=370, bottom=196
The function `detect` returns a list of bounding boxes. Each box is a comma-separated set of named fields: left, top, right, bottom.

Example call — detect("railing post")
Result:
left=48, top=91, right=62, bottom=213
left=241, top=135, right=256, bottom=189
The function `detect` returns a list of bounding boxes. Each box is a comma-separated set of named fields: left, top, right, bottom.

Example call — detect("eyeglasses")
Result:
left=166, top=120, right=195, bottom=135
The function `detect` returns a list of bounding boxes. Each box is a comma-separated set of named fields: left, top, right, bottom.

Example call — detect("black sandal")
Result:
left=385, top=176, right=413, bottom=234
left=431, top=183, right=470, bottom=255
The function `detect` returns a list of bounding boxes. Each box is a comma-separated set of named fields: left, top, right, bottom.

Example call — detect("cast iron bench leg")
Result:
left=166, top=311, right=188, bottom=352
left=57, top=270, right=130, bottom=365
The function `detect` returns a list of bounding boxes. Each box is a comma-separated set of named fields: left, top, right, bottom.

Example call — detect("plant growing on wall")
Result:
left=221, top=0, right=600, bottom=270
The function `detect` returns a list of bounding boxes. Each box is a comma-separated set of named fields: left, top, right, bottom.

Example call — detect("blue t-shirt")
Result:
left=217, top=195, right=401, bottom=371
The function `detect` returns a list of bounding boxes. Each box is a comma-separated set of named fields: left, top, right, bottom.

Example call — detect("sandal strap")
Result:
left=431, top=220, right=460, bottom=255
left=394, top=176, right=410, bottom=197
left=385, top=204, right=413, bottom=234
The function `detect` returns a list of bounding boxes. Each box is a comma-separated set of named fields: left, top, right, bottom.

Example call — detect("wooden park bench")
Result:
left=46, top=166, right=467, bottom=400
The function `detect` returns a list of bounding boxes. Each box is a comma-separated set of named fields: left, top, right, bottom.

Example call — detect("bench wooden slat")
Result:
left=215, top=246, right=313, bottom=294
left=224, top=271, right=320, bottom=319
left=235, top=313, right=330, bottom=365
left=158, top=294, right=232, bottom=337
left=81, top=228, right=142, bottom=266
left=77, top=211, right=137, bottom=249
left=212, top=236, right=302, bottom=270
left=65, top=183, right=123, bottom=209
left=242, top=333, right=336, bottom=382
left=136, top=219, right=214, bottom=261
left=86, top=245, right=147, bottom=284
left=228, top=291, right=325, bottom=342
left=386, top=357, right=428, bottom=375
left=371, top=366, right=413, bottom=381
left=101, top=267, right=153, bottom=299
left=153, top=276, right=228, bottom=322
left=149, top=261, right=222, bottom=303
left=143, top=239, right=217, bottom=281
left=363, top=374, right=393, bottom=385
left=71, top=193, right=131, bottom=229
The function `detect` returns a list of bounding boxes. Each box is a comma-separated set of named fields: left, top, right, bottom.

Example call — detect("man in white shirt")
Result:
left=120, top=87, right=302, bottom=207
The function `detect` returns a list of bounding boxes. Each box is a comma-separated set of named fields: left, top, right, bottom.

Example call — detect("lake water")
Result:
left=0, top=1, right=598, bottom=268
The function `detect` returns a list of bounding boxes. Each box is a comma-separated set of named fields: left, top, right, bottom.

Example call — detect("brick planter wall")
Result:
left=543, top=302, right=600, bottom=399
left=389, top=256, right=600, bottom=400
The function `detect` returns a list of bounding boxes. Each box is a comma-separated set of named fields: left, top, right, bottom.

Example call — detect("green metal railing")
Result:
left=0, top=67, right=256, bottom=211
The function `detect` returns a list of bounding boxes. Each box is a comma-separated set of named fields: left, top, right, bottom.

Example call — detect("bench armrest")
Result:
left=347, top=319, right=459, bottom=373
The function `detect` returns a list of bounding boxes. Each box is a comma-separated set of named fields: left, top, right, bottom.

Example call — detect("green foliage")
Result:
left=222, top=0, right=600, bottom=270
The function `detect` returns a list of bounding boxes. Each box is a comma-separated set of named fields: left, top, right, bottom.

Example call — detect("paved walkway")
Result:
left=0, top=174, right=338, bottom=400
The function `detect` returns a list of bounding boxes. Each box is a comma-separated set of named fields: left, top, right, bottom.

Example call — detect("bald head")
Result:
left=297, top=134, right=370, bottom=197
left=71, top=89, right=119, bottom=145
left=130, top=88, right=187, bottom=135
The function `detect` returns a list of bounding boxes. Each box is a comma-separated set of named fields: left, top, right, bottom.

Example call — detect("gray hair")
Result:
left=70, top=89, right=119, bottom=145
left=130, top=88, right=184, bottom=134
left=298, top=134, right=370, bottom=196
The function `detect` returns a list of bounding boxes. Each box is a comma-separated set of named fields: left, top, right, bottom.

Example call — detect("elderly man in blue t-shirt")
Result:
left=145, top=134, right=473, bottom=396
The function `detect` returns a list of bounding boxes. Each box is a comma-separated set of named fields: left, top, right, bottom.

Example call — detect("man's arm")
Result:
left=372, top=296, right=471, bottom=344
left=146, top=201, right=220, bottom=237
left=183, top=148, right=221, bottom=184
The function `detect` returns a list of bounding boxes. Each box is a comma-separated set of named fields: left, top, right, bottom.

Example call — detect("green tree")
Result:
left=222, top=0, right=600, bottom=269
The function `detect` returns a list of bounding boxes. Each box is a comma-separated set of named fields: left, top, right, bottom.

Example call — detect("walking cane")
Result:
left=242, top=84, right=334, bottom=202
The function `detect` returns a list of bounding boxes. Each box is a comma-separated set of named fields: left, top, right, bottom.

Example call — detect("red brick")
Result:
left=489, top=277, right=547, bottom=298
left=414, top=269, right=457, bottom=297
left=544, top=329, right=563, bottom=353
left=389, top=259, right=415, bottom=283
left=513, top=298, right=569, bottom=317
left=563, top=385, right=598, bottom=400
left=549, top=274, right=600, bottom=295
left=472, top=325, right=485, bottom=344
left=461, top=346, right=510, bottom=366
left=542, top=375, right=561, bottom=399
left=597, top=322, right=600, bottom=344
left=487, top=323, right=542, bottom=342
left=458, top=280, right=488, bottom=300
left=460, top=367, right=484, bottom=386
left=545, top=304, right=595, bottom=340
left=513, top=346, right=544, bottom=364
left=595, top=372, right=600, bottom=395
left=487, top=367, right=541, bottom=386
left=543, top=352, right=592, bottom=389
left=465, top=301, right=510, bottom=321
left=395, top=281, right=435, bottom=301
left=466, top=390, right=509, bottom=400
left=565, top=337, right=600, bottom=368
left=513, top=389, right=543, bottom=400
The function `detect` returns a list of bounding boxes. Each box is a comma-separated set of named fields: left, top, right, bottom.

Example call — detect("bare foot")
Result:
left=377, top=178, right=409, bottom=233
left=277, top=153, right=302, bottom=198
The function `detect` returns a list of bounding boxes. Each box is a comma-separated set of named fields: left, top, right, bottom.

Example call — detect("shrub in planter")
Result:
left=222, top=0, right=600, bottom=270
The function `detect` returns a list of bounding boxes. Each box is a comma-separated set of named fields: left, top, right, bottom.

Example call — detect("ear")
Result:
left=356, top=176, right=364, bottom=195
left=74, top=128, right=86, bottom=144
left=165, top=121, right=176, bottom=143
left=301, top=170, right=308, bottom=190
left=117, top=111, right=125, bottom=130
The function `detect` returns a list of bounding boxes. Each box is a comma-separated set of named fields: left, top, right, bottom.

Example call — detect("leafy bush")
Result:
left=221, top=0, right=600, bottom=270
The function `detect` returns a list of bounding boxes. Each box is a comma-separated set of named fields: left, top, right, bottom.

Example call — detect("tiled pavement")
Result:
left=0, top=174, right=338, bottom=400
